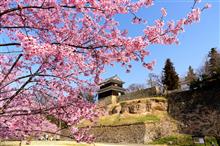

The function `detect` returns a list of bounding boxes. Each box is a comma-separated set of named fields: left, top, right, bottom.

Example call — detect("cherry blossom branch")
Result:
left=0, top=4, right=104, bottom=17
left=0, top=102, right=75, bottom=117
left=0, top=26, right=48, bottom=31
left=0, top=51, right=23, bottom=54
left=0, top=73, right=63, bottom=91
left=0, top=5, right=54, bottom=17
left=0, top=43, right=21, bottom=47
left=1, top=65, right=42, bottom=111
left=0, top=54, right=22, bottom=87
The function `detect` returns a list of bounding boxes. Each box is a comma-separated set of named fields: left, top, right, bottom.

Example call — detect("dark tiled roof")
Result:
left=100, top=75, right=125, bottom=85
left=98, top=85, right=126, bottom=94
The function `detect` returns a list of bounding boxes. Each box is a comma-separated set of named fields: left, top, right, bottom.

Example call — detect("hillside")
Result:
left=77, top=97, right=179, bottom=144
left=82, top=87, right=220, bottom=145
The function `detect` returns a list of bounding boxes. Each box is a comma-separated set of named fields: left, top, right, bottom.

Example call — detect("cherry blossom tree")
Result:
left=0, top=0, right=211, bottom=142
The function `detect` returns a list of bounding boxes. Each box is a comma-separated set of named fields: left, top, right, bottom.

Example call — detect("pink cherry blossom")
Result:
left=185, top=8, right=201, bottom=24
left=132, top=17, right=142, bottom=24
left=161, top=8, right=167, bottom=17
left=204, top=3, right=212, bottom=9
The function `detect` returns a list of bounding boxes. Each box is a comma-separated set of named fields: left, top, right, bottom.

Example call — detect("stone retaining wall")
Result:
left=90, top=123, right=146, bottom=144
left=89, top=119, right=178, bottom=144
left=168, top=86, right=220, bottom=137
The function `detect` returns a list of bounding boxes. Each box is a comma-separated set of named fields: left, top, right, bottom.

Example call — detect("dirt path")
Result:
left=0, top=141, right=167, bottom=146
left=95, top=143, right=166, bottom=146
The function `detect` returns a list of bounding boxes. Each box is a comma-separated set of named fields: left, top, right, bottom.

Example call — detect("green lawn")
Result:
left=99, top=114, right=160, bottom=126
left=78, top=114, right=160, bottom=127
left=149, top=135, right=219, bottom=146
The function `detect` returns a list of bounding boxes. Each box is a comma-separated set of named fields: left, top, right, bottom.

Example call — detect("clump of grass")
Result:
left=150, top=135, right=219, bottom=146
left=150, top=135, right=193, bottom=145
left=205, top=137, right=219, bottom=146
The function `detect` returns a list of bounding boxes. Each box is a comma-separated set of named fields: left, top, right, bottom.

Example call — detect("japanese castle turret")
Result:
left=98, top=75, right=125, bottom=104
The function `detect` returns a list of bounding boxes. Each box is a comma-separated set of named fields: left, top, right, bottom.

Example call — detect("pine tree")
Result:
left=196, top=48, right=220, bottom=89
left=185, top=66, right=197, bottom=85
left=208, top=48, right=220, bottom=77
left=203, top=60, right=210, bottom=76
left=162, top=59, right=179, bottom=90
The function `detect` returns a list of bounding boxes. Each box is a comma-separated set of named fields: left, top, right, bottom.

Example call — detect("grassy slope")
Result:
left=78, top=114, right=160, bottom=127
left=98, top=114, right=160, bottom=126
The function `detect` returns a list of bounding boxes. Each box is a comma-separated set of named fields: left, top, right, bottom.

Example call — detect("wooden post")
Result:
left=19, top=140, right=22, bottom=146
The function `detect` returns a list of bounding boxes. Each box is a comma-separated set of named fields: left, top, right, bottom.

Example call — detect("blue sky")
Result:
left=101, top=0, right=220, bottom=88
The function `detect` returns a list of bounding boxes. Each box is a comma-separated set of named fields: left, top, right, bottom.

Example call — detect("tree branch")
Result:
left=0, top=43, right=21, bottom=47
left=0, top=26, right=48, bottom=31
left=0, top=4, right=104, bottom=17
left=0, top=5, right=54, bottom=17
left=0, top=54, right=22, bottom=87
left=1, top=66, right=42, bottom=111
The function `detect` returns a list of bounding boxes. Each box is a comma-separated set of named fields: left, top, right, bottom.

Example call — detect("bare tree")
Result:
left=126, top=83, right=146, bottom=93
left=147, top=73, right=163, bottom=88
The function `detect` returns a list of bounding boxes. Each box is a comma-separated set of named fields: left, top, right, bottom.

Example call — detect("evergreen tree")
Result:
left=208, top=48, right=220, bottom=77
left=202, top=60, right=210, bottom=76
left=185, top=66, right=197, bottom=86
left=162, top=59, right=179, bottom=90
left=194, top=48, right=220, bottom=89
